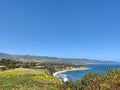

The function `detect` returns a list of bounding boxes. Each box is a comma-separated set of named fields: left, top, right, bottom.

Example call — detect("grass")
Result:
left=0, top=68, right=64, bottom=90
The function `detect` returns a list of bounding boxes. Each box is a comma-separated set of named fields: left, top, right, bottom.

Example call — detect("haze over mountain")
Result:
left=0, top=53, right=118, bottom=65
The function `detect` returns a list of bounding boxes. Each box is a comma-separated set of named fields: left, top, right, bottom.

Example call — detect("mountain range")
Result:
left=0, top=53, right=118, bottom=65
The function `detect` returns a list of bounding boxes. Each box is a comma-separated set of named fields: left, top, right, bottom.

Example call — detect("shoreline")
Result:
left=53, top=67, right=90, bottom=77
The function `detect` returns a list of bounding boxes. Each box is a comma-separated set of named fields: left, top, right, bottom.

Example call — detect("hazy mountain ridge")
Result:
left=0, top=53, right=118, bottom=65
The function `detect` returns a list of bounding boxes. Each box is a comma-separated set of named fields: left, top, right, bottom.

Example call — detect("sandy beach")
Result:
left=53, top=67, right=90, bottom=77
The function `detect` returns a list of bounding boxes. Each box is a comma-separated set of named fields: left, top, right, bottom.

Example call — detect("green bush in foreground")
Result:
left=65, top=68, right=120, bottom=90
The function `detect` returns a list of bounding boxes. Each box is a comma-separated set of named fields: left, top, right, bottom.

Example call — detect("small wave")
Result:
left=58, top=74, right=69, bottom=82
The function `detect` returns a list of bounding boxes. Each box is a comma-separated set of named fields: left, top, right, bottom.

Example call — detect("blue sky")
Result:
left=0, top=0, right=120, bottom=61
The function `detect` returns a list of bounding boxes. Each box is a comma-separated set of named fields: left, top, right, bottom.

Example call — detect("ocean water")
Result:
left=57, top=64, right=120, bottom=81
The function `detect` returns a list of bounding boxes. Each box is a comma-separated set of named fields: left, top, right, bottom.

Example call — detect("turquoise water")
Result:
left=57, top=64, right=120, bottom=81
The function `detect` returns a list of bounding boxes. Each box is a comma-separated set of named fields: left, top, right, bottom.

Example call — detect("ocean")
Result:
left=57, top=64, right=120, bottom=81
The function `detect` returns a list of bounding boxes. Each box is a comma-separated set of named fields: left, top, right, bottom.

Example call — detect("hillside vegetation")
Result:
left=86, top=69, right=120, bottom=90
left=0, top=59, right=85, bottom=90
left=66, top=68, right=120, bottom=90
left=0, top=68, right=64, bottom=90
left=0, top=58, right=120, bottom=90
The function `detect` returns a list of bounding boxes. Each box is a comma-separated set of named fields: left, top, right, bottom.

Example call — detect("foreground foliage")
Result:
left=0, top=68, right=64, bottom=90
left=66, top=68, right=120, bottom=90
left=0, top=59, right=120, bottom=90
left=86, top=69, right=120, bottom=90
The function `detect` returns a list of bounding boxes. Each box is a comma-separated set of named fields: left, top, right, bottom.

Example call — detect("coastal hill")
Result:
left=0, top=53, right=117, bottom=65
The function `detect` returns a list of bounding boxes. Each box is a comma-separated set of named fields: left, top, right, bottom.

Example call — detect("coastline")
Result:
left=53, top=67, right=90, bottom=77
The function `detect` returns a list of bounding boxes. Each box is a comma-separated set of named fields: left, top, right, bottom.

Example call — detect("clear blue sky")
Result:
left=0, top=0, right=120, bottom=61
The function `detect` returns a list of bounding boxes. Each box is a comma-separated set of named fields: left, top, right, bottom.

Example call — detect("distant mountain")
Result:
left=0, top=53, right=118, bottom=65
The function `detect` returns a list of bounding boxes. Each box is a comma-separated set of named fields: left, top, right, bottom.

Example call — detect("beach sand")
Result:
left=53, top=67, right=90, bottom=77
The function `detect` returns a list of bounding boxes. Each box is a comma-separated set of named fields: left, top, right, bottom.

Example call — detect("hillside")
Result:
left=0, top=68, right=64, bottom=90
left=0, top=58, right=119, bottom=90
left=0, top=53, right=117, bottom=65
